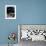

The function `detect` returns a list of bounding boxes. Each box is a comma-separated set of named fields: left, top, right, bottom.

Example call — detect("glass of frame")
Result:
left=5, top=5, right=16, bottom=19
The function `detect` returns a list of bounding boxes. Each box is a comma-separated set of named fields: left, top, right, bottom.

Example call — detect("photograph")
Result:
left=5, top=5, right=16, bottom=19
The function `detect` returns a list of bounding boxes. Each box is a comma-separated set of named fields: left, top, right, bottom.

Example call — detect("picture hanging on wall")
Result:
left=5, top=5, right=16, bottom=19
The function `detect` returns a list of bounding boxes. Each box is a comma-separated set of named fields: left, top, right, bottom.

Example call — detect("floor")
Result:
left=19, top=39, right=46, bottom=46
left=0, top=44, right=18, bottom=46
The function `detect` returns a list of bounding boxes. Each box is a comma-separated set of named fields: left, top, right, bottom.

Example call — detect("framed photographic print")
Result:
left=5, top=5, right=16, bottom=19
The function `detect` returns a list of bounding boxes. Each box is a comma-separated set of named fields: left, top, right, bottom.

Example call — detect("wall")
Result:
left=0, top=0, right=46, bottom=44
